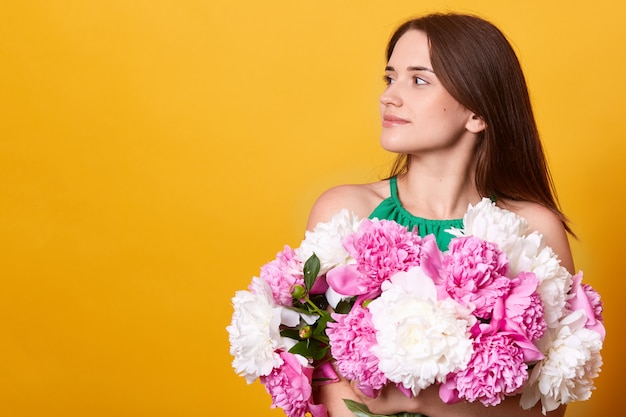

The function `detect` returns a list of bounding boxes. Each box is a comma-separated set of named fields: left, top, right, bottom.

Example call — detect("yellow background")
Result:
left=0, top=1, right=622, bottom=416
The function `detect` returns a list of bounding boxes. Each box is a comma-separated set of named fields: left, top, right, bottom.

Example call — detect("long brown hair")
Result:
left=385, top=13, right=572, bottom=234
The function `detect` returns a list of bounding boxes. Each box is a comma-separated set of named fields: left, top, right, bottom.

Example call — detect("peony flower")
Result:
left=503, top=231, right=542, bottom=275
left=581, top=283, right=604, bottom=321
left=442, top=328, right=529, bottom=406
left=296, top=208, right=362, bottom=274
left=260, top=245, right=304, bottom=306
left=448, top=198, right=571, bottom=329
left=227, top=277, right=285, bottom=383
left=567, top=272, right=605, bottom=340
left=260, top=351, right=327, bottom=417
left=499, top=271, right=546, bottom=341
left=368, top=267, right=475, bottom=395
left=324, top=285, right=349, bottom=310
left=448, top=198, right=530, bottom=255
left=520, top=310, right=604, bottom=414
left=326, top=303, right=388, bottom=397
left=517, top=240, right=571, bottom=329
left=441, top=236, right=511, bottom=319
left=534, top=266, right=571, bottom=329
left=327, top=219, right=430, bottom=298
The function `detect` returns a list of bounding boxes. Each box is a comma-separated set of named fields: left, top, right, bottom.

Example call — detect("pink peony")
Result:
left=581, top=283, right=604, bottom=321
left=499, top=272, right=546, bottom=341
left=567, top=272, right=605, bottom=341
left=443, top=328, right=528, bottom=406
left=329, top=219, right=430, bottom=298
left=260, top=351, right=327, bottom=417
left=441, top=236, right=511, bottom=319
left=326, top=303, right=387, bottom=397
left=259, top=246, right=304, bottom=306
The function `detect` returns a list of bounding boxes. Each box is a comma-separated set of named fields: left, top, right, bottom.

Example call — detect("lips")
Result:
left=382, top=114, right=410, bottom=127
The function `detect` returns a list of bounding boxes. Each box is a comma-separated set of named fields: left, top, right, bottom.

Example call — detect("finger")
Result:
left=349, top=379, right=361, bottom=396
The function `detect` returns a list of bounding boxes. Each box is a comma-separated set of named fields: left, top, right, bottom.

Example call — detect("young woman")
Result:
left=307, top=13, right=572, bottom=417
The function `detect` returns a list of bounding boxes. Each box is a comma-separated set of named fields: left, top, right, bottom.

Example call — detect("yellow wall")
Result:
left=0, top=1, right=622, bottom=416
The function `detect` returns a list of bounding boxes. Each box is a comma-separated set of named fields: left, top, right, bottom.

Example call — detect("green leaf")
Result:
left=280, top=328, right=300, bottom=340
left=303, top=254, right=321, bottom=291
left=343, top=400, right=427, bottom=417
left=312, top=314, right=331, bottom=336
left=334, top=297, right=357, bottom=314
left=343, top=400, right=389, bottom=417
left=288, top=339, right=328, bottom=360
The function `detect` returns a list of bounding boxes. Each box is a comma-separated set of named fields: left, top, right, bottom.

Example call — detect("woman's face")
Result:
left=379, top=30, right=476, bottom=155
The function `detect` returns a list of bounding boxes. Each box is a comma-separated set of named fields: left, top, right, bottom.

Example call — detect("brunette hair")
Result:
left=386, top=13, right=572, bottom=233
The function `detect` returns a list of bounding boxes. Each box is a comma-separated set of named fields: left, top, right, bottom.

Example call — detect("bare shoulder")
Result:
left=499, top=199, right=575, bottom=273
left=306, top=180, right=389, bottom=231
left=500, top=200, right=561, bottom=234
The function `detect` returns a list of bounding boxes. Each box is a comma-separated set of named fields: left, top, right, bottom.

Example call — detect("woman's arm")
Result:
left=353, top=383, right=566, bottom=417
left=305, top=183, right=385, bottom=231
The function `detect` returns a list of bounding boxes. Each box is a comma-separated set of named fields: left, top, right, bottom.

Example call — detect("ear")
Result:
left=466, top=113, right=486, bottom=133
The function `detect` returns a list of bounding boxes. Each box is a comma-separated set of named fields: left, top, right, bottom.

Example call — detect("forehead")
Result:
left=388, top=30, right=431, bottom=66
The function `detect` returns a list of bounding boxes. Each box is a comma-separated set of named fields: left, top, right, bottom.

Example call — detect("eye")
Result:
left=413, top=76, right=427, bottom=85
left=383, top=75, right=395, bottom=86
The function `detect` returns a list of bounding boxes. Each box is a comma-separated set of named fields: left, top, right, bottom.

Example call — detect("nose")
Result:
left=379, top=84, right=401, bottom=107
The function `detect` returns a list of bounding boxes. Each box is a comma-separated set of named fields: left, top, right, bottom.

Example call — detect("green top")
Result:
left=368, top=176, right=463, bottom=251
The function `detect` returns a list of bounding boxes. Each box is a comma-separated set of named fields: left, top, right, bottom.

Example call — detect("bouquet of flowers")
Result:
left=226, top=199, right=605, bottom=417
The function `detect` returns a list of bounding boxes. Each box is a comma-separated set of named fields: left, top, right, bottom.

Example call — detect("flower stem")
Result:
left=304, top=297, right=328, bottom=317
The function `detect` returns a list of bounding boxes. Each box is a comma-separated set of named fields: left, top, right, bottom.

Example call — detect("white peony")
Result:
left=531, top=246, right=572, bottom=329
left=448, top=198, right=530, bottom=255
left=504, top=231, right=543, bottom=275
left=520, top=310, right=603, bottom=414
left=296, top=208, right=362, bottom=274
left=368, top=267, right=475, bottom=395
left=227, top=277, right=285, bottom=383
left=325, top=285, right=348, bottom=310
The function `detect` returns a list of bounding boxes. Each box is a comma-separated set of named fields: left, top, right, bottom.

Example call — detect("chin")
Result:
left=380, top=139, right=412, bottom=154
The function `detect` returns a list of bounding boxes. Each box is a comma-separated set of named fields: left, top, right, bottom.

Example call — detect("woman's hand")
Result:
left=350, top=380, right=427, bottom=415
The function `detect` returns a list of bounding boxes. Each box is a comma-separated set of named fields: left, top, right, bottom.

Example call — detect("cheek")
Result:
left=438, top=101, right=468, bottom=122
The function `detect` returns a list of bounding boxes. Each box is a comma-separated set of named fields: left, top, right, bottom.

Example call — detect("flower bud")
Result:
left=291, top=284, right=307, bottom=300
left=299, top=325, right=313, bottom=339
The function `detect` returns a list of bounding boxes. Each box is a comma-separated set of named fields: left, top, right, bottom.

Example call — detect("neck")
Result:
left=397, top=155, right=482, bottom=219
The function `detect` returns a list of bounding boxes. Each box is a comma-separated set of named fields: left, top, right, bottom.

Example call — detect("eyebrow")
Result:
left=385, top=65, right=435, bottom=73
